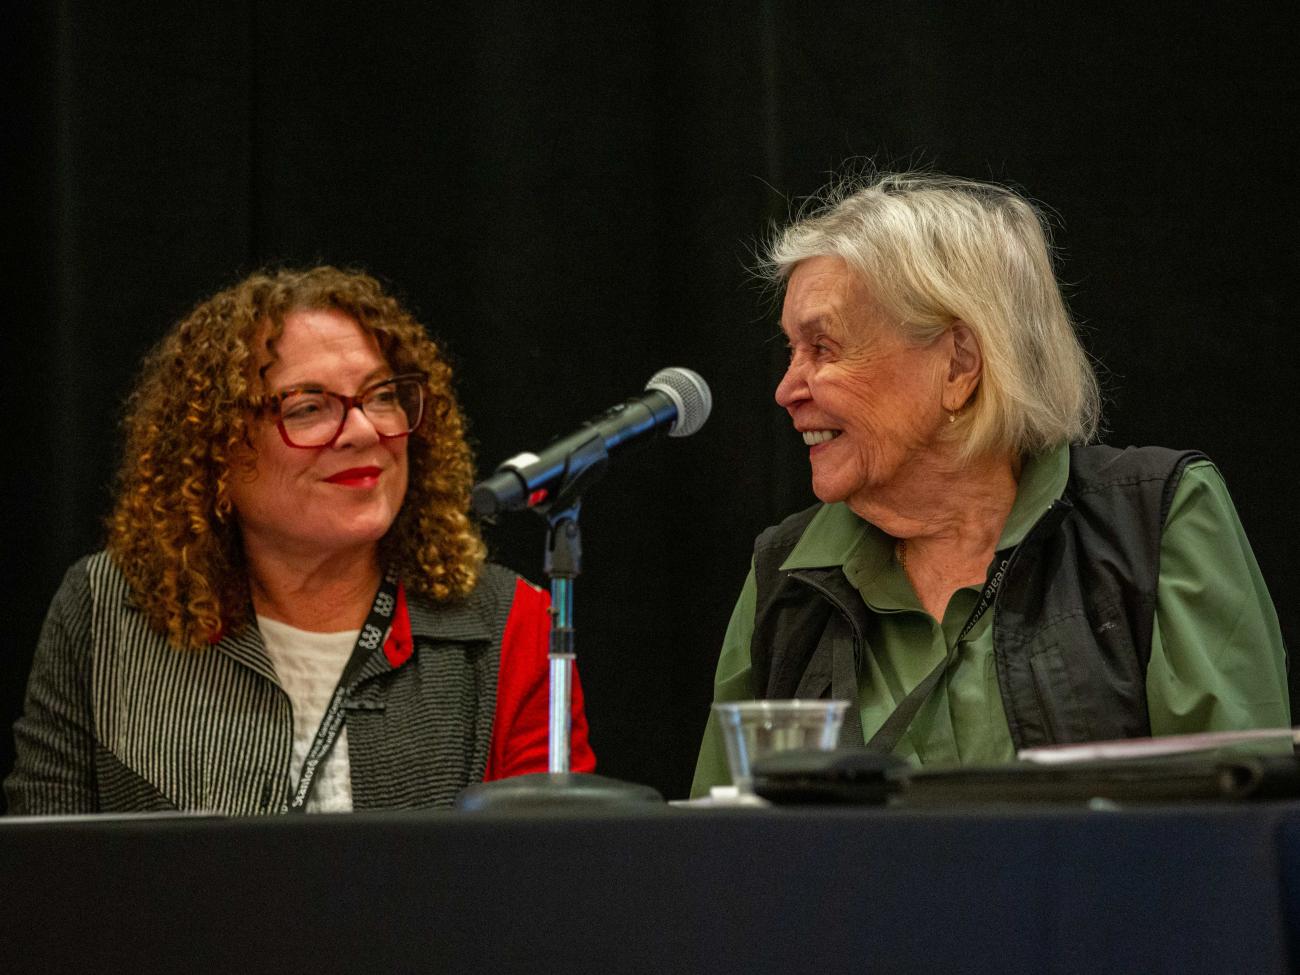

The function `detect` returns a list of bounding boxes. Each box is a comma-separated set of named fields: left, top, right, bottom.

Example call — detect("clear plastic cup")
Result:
left=712, top=699, right=849, bottom=793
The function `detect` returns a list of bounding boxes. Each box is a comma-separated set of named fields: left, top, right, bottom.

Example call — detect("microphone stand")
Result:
left=455, top=434, right=663, bottom=809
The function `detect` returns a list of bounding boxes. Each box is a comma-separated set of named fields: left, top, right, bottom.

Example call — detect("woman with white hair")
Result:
left=692, top=173, right=1288, bottom=793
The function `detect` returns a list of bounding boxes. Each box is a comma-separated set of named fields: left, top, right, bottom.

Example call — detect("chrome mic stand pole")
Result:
left=545, top=513, right=580, bottom=773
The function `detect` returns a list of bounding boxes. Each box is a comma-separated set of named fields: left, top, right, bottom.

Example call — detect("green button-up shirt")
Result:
left=692, top=446, right=1290, bottom=796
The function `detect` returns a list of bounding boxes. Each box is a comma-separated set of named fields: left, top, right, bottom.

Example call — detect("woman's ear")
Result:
left=944, top=320, right=982, bottom=411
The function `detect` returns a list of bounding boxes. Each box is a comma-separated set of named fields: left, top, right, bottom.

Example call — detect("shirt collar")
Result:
left=781, top=502, right=872, bottom=570
left=404, top=590, right=493, bottom=643
left=997, top=443, right=1069, bottom=550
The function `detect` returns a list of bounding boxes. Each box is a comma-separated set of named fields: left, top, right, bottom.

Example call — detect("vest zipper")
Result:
left=788, top=570, right=864, bottom=665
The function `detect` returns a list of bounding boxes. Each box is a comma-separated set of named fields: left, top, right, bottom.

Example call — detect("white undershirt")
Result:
left=257, top=615, right=357, bottom=813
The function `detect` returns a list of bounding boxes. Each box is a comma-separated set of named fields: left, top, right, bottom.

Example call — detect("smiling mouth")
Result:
left=325, top=466, right=382, bottom=484
left=801, top=430, right=842, bottom=446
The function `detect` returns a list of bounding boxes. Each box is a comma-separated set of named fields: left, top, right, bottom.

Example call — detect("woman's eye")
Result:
left=281, top=396, right=325, bottom=421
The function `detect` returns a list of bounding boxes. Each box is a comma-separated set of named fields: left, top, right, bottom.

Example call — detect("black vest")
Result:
left=750, top=445, right=1206, bottom=752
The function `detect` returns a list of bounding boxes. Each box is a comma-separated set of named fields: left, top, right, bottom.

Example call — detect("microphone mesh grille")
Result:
left=645, top=367, right=712, bottom=437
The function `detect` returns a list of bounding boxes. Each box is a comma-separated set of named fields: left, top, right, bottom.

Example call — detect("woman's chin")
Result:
left=321, top=515, right=398, bottom=552
left=809, top=476, right=852, bottom=505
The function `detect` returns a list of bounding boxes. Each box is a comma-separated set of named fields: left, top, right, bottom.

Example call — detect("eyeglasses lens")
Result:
left=279, top=379, right=423, bottom=447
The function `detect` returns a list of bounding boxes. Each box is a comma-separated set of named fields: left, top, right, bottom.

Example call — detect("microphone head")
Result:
left=645, top=367, right=712, bottom=437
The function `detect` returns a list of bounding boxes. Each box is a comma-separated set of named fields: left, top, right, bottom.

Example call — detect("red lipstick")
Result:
left=324, top=466, right=382, bottom=486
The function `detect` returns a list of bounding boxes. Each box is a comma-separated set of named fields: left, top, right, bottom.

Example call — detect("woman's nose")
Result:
left=332, top=402, right=382, bottom=448
left=774, top=357, right=807, bottom=409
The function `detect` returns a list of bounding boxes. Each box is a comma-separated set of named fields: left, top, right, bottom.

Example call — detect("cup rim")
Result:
left=712, top=698, right=849, bottom=715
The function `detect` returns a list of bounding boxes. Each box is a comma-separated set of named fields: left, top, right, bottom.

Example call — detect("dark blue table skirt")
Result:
left=3, top=803, right=1297, bottom=974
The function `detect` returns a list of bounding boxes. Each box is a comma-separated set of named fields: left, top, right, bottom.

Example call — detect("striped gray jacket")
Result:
left=5, top=552, right=518, bottom=815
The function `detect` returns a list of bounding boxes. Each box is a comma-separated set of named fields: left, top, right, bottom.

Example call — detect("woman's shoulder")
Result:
left=46, top=551, right=120, bottom=614
left=403, top=562, right=536, bottom=641
left=755, top=501, right=826, bottom=551
left=33, top=551, right=126, bottom=670
left=476, top=561, right=525, bottom=589
left=1067, top=444, right=1210, bottom=482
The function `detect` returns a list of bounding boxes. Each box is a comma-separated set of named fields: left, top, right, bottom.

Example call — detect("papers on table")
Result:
left=1018, top=727, right=1299, bottom=764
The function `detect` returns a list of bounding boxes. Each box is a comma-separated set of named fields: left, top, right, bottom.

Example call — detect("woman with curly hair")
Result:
left=6, top=266, right=593, bottom=814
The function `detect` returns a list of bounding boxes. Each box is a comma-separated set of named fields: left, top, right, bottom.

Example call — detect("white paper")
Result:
left=1017, top=727, right=1299, bottom=764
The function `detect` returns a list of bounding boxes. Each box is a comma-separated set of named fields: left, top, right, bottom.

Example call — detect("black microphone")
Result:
left=471, top=367, right=712, bottom=516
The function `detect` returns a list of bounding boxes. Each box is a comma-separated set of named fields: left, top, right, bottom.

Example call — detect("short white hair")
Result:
left=765, top=172, right=1100, bottom=459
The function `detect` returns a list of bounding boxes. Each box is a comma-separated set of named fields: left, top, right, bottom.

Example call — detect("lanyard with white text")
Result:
left=285, top=573, right=399, bottom=813
left=864, top=548, right=1016, bottom=754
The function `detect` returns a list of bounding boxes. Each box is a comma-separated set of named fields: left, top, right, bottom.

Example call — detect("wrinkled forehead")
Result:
left=780, top=255, right=883, bottom=340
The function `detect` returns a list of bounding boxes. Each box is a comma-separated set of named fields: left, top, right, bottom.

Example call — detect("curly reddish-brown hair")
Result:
left=107, top=266, right=486, bottom=649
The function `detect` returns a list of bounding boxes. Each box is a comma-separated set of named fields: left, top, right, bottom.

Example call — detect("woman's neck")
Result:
left=853, top=449, right=1019, bottom=540
left=850, top=448, right=1021, bottom=619
left=244, top=543, right=383, bottom=633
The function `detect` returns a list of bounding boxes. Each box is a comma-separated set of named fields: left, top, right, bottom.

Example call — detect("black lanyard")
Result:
left=285, top=573, right=399, bottom=813
left=864, top=549, right=1016, bottom=755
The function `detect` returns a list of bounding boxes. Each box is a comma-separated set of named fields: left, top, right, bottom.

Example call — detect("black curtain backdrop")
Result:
left=2, top=3, right=1296, bottom=806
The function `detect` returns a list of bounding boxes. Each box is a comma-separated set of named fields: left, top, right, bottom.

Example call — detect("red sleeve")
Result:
left=483, top=578, right=596, bottom=781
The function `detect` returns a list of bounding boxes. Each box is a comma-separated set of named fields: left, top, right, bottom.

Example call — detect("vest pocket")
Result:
left=1027, top=641, right=1086, bottom=743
